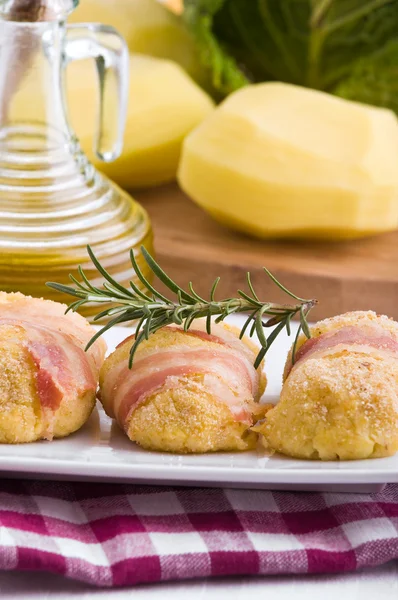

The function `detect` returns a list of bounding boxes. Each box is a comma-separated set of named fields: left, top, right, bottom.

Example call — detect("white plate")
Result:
left=0, top=316, right=397, bottom=493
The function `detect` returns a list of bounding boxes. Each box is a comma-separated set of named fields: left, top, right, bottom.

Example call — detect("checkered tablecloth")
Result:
left=0, top=480, right=397, bottom=587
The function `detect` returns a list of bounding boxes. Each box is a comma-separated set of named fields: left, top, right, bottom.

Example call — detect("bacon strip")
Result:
left=102, top=324, right=259, bottom=429
left=177, top=321, right=258, bottom=365
left=0, top=296, right=106, bottom=373
left=28, top=343, right=67, bottom=410
left=285, top=325, right=398, bottom=378
left=115, top=322, right=259, bottom=399
left=116, top=366, right=252, bottom=426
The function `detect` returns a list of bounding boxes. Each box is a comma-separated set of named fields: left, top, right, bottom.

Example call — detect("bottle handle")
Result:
left=65, top=24, right=129, bottom=163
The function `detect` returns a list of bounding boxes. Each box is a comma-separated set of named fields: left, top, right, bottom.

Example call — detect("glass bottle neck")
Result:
left=0, top=19, right=72, bottom=146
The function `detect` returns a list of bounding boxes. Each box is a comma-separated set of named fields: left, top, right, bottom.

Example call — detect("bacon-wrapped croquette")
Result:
left=256, top=311, right=398, bottom=460
left=0, top=292, right=106, bottom=443
left=99, top=319, right=266, bottom=453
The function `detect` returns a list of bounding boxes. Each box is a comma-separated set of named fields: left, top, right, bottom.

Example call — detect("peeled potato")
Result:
left=70, top=0, right=209, bottom=91
left=67, top=54, right=214, bottom=188
left=178, top=82, right=398, bottom=240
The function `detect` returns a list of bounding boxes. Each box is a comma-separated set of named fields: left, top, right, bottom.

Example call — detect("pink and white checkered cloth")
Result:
left=0, top=480, right=397, bottom=587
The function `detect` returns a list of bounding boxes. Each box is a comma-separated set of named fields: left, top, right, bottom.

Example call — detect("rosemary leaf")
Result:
left=46, top=282, right=84, bottom=298
left=130, top=249, right=170, bottom=304
left=249, top=316, right=257, bottom=338
left=77, top=266, right=103, bottom=296
left=291, top=324, right=303, bottom=365
left=238, top=289, right=261, bottom=306
left=246, top=272, right=260, bottom=301
left=206, top=312, right=212, bottom=334
left=300, top=305, right=312, bottom=339
left=263, top=267, right=306, bottom=302
left=129, top=277, right=154, bottom=302
left=141, top=246, right=193, bottom=303
left=239, top=313, right=254, bottom=340
left=255, top=305, right=270, bottom=348
left=87, top=246, right=130, bottom=297
left=189, top=281, right=206, bottom=303
left=285, top=313, right=292, bottom=337
left=210, top=277, right=220, bottom=301
left=254, top=320, right=286, bottom=369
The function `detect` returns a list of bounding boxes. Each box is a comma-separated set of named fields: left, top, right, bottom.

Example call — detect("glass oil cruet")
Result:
left=0, top=0, right=153, bottom=317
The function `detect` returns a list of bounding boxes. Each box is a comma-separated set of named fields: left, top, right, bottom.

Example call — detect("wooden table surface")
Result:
left=136, top=183, right=398, bottom=321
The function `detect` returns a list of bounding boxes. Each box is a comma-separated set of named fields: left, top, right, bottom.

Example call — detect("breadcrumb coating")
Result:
left=259, top=311, right=398, bottom=460
left=128, top=375, right=257, bottom=453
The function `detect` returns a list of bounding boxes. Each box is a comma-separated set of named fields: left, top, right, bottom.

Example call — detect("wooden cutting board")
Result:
left=135, top=184, right=398, bottom=321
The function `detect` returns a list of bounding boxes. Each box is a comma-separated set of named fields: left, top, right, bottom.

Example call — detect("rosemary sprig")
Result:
left=47, top=246, right=317, bottom=369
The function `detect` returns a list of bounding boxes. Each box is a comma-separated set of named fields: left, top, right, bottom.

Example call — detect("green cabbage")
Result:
left=334, top=40, right=398, bottom=113
left=183, top=0, right=398, bottom=111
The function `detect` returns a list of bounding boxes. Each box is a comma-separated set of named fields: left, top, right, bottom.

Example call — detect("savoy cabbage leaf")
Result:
left=183, top=0, right=398, bottom=111
left=334, top=40, right=398, bottom=113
